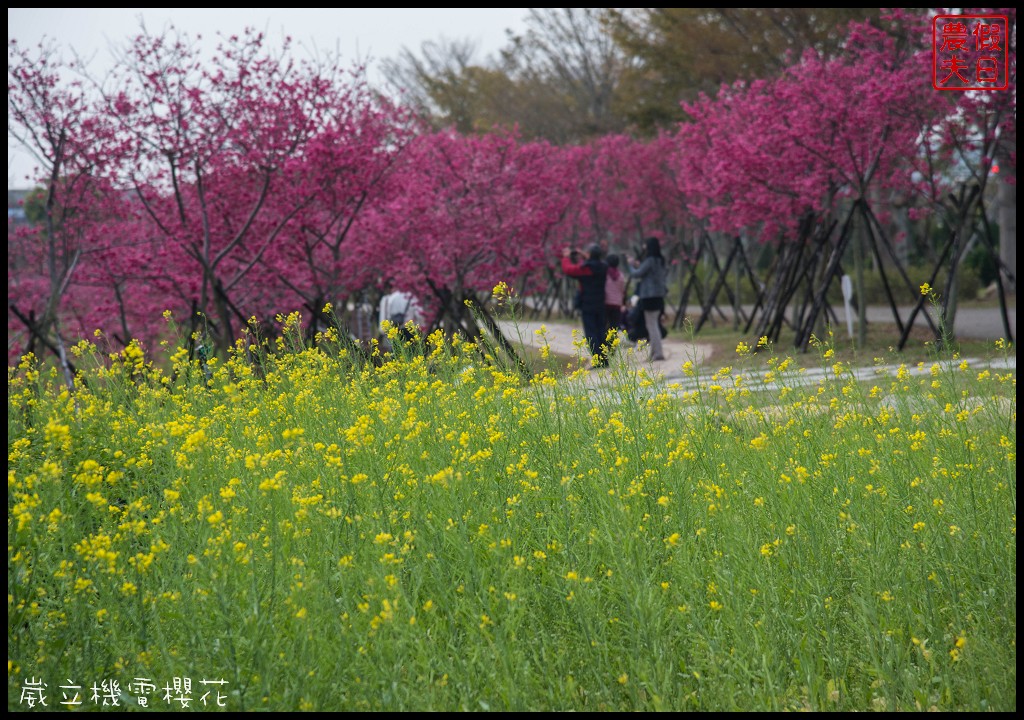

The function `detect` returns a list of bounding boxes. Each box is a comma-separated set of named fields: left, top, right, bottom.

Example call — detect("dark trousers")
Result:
left=581, top=306, right=608, bottom=367
left=605, top=304, right=622, bottom=332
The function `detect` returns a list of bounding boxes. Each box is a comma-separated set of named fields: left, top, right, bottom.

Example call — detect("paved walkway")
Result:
left=498, top=319, right=714, bottom=376
left=675, top=302, right=1015, bottom=341
left=497, top=317, right=1016, bottom=396
left=868, top=303, right=1014, bottom=340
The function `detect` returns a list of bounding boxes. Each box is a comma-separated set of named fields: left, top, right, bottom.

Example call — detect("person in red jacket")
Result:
left=561, top=244, right=609, bottom=368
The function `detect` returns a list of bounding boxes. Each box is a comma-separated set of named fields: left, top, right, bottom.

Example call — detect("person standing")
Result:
left=378, top=289, right=423, bottom=353
left=561, top=244, right=609, bottom=368
left=628, top=237, right=668, bottom=361
left=605, top=254, right=626, bottom=335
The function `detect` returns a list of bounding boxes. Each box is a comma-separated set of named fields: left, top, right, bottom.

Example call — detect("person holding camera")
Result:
left=561, top=243, right=609, bottom=369
left=627, top=237, right=668, bottom=362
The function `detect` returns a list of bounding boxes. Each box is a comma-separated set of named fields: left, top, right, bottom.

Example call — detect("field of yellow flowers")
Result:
left=7, top=314, right=1016, bottom=711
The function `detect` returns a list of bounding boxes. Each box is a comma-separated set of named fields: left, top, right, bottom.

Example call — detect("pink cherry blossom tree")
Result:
left=250, top=93, right=418, bottom=342
left=896, top=7, right=1017, bottom=346
left=667, top=9, right=1010, bottom=349
left=95, top=27, right=410, bottom=354
left=8, top=39, right=123, bottom=383
left=361, top=130, right=574, bottom=339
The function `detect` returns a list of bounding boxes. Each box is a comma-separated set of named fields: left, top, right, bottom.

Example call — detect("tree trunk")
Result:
left=999, top=173, right=1016, bottom=293
left=853, top=209, right=867, bottom=349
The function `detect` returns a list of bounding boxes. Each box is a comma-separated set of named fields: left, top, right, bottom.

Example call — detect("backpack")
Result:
left=626, top=304, right=668, bottom=342
left=388, top=310, right=407, bottom=328
left=387, top=294, right=410, bottom=329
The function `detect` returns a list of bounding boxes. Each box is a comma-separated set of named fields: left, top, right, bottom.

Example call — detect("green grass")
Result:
left=7, top=312, right=1017, bottom=711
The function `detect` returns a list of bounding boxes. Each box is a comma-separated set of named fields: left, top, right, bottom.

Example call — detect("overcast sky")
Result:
left=8, top=8, right=530, bottom=188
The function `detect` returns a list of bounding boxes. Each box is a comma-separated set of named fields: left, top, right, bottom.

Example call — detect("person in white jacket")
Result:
left=378, top=290, right=423, bottom=352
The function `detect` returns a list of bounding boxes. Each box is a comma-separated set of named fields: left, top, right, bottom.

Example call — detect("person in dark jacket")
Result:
left=561, top=243, right=609, bottom=368
left=627, top=237, right=668, bottom=361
